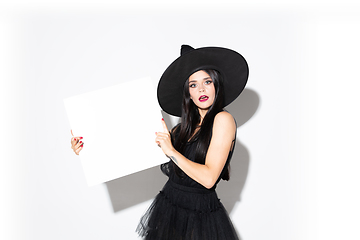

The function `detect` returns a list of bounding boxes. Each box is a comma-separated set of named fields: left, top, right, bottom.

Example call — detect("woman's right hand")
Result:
left=71, top=130, right=84, bottom=155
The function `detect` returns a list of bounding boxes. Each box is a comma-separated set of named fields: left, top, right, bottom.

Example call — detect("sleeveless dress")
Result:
left=136, top=127, right=239, bottom=240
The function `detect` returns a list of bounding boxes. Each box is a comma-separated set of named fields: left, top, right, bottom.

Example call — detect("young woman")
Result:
left=71, top=45, right=249, bottom=240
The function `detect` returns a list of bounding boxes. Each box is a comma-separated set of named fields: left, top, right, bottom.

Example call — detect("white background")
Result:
left=1, top=1, right=360, bottom=240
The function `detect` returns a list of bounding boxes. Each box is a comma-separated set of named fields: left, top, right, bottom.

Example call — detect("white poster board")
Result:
left=64, top=77, right=168, bottom=186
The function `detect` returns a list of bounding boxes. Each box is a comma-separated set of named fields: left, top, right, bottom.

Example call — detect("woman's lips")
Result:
left=199, top=95, right=209, bottom=102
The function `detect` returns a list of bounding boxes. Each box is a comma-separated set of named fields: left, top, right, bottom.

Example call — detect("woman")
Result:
left=71, top=45, right=249, bottom=239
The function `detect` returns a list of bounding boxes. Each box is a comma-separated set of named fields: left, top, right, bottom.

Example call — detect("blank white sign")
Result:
left=64, top=77, right=168, bottom=186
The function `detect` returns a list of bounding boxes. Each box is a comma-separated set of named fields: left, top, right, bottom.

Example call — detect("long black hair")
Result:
left=172, top=69, right=231, bottom=181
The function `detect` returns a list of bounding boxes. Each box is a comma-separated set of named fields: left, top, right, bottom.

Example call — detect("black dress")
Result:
left=136, top=129, right=239, bottom=240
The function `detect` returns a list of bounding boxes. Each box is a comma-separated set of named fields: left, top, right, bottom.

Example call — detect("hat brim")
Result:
left=157, top=46, right=249, bottom=117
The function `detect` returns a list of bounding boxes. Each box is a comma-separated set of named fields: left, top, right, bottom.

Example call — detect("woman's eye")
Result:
left=189, top=84, right=197, bottom=88
left=205, top=80, right=213, bottom=85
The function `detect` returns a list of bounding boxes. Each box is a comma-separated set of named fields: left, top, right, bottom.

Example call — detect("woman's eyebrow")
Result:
left=189, top=77, right=211, bottom=83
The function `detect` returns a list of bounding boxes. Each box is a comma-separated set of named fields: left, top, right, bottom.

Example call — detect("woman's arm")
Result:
left=156, top=111, right=236, bottom=189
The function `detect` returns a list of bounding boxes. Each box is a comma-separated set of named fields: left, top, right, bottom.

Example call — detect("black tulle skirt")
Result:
left=136, top=179, right=239, bottom=240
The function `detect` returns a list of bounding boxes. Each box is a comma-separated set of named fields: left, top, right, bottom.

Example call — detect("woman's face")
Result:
left=188, top=70, right=216, bottom=113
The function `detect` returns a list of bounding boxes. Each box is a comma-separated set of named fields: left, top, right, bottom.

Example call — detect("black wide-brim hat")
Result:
left=157, top=45, right=249, bottom=117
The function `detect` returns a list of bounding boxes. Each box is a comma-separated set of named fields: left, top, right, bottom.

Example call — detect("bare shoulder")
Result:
left=214, top=111, right=236, bottom=126
left=213, top=111, right=236, bottom=135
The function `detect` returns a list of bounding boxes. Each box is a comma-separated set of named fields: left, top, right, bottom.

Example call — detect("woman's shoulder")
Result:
left=213, top=111, right=236, bottom=134
left=210, top=111, right=236, bottom=146
left=214, top=111, right=235, bottom=125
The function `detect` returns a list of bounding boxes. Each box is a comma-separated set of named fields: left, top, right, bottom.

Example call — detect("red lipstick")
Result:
left=199, top=95, right=209, bottom=102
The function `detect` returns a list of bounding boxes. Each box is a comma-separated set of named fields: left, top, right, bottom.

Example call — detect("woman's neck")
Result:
left=198, top=109, right=208, bottom=124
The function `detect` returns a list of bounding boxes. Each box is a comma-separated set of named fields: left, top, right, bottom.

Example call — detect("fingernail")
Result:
left=81, top=145, right=83, bottom=147
left=80, top=137, right=83, bottom=139
left=80, top=141, right=82, bottom=143
left=162, top=118, right=164, bottom=121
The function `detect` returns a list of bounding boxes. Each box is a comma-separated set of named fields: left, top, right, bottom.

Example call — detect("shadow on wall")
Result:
left=105, top=88, right=260, bottom=215
left=105, top=112, right=177, bottom=213
left=105, top=165, right=168, bottom=212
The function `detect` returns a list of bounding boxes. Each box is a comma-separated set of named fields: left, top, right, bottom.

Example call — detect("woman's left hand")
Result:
left=155, top=118, right=175, bottom=157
